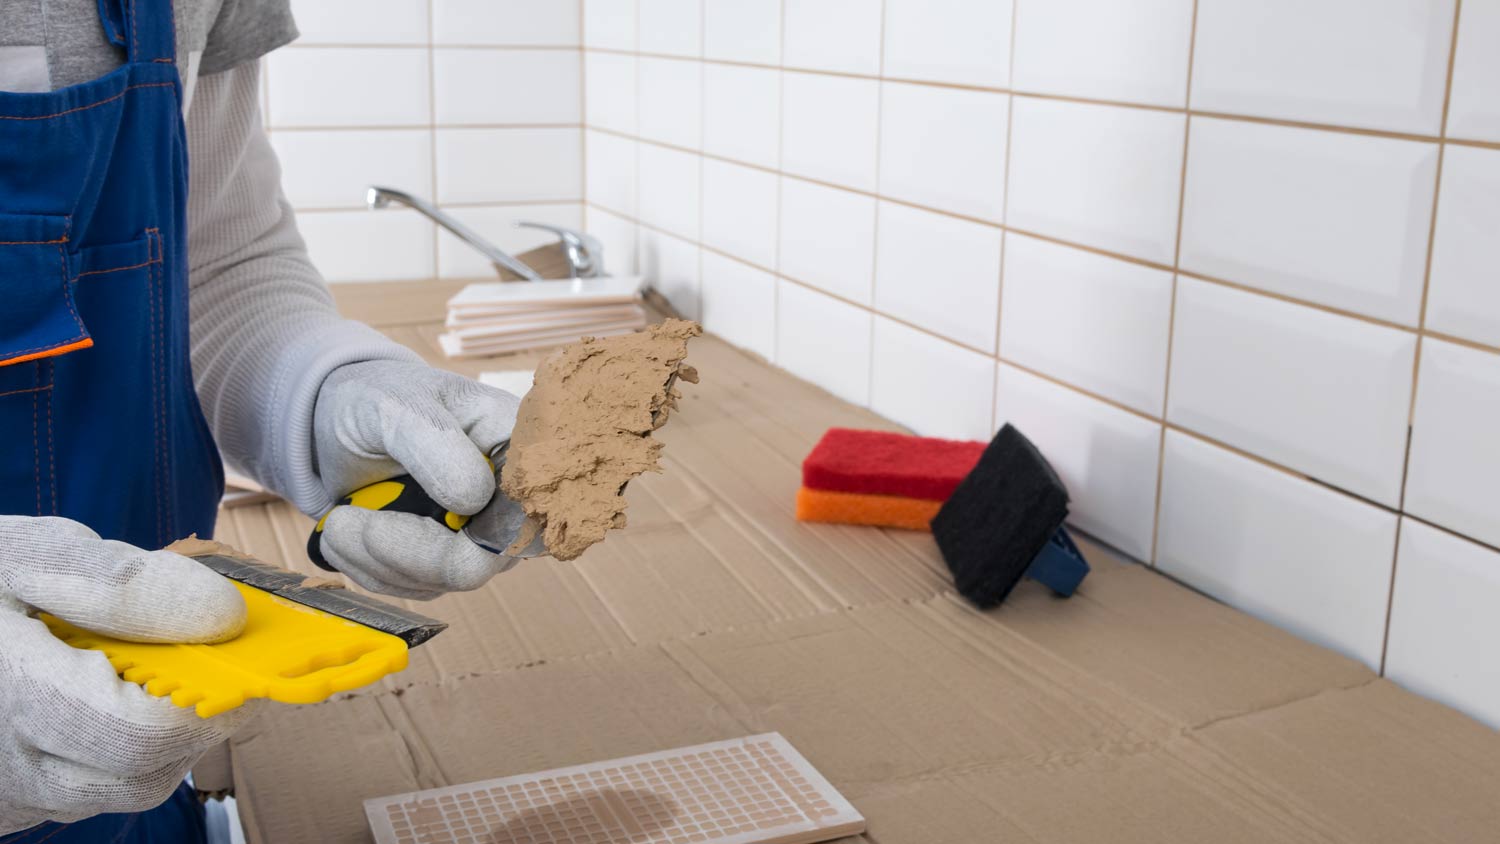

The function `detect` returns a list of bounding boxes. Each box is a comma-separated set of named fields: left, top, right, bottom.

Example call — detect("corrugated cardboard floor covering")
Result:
left=215, top=282, right=1500, bottom=843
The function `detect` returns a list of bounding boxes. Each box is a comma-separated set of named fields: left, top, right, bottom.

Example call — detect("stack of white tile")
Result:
left=437, top=276, right=647, bottom=359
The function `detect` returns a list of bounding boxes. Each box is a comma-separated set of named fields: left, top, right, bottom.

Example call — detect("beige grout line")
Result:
left=1150, top=0, right=1200, bottom=567
left=1445, top=136, right=1500, bottom=151
left=1404, top=512, right=1500, bottom=558
left=425, top=0, right=440, bottom=280
left=295, top=199, right=582, bottom=215
left=866, top=0, right=889, bottom=401
left=1381, top=0, right=1466, bottom=676
left=288, top=42, right=581, bottom=51
left=697, top=0, right=711, bottom=333
left=578, top=0, right=588, bottom=256
left=270, top=123, right=583, bottom=132
left=989, top=0, right=1021, bottom=434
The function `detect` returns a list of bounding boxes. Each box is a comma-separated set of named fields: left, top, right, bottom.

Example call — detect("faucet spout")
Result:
left=365, top=186, right=543, bottom=281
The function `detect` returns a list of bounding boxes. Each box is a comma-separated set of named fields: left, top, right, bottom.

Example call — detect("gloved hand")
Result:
left=0, top=516, right=259, bottom=834
left=312, top=360, right=522, bottom=600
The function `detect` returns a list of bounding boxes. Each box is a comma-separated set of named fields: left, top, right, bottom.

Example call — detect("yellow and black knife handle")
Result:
left=306, top=476, right=470, bottom=571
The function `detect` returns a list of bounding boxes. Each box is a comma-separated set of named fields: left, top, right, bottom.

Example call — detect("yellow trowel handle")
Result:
left=306, top=475, right=468, bottom=571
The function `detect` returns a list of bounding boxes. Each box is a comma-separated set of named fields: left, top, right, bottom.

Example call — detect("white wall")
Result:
left=583, top=0, right=1500, bottom=728
left=265, top=0, right=586, bottom=282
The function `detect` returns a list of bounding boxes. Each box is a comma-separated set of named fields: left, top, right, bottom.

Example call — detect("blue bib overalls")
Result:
left=0, top=0, right=226, bottom=839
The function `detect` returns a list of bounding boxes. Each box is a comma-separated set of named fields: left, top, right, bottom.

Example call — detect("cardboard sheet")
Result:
left=220, top=291, right=1500, bottom=843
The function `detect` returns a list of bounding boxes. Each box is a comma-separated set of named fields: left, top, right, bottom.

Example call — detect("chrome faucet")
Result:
left=365, top=187, right=607, bottom=280
left=366, top=186, right=542, bottom=280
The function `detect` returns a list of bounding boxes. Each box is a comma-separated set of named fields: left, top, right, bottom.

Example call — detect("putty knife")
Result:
left=306, top=442, right=546, bottom=571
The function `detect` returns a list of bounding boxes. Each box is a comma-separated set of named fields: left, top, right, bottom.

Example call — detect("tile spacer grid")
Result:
left=364, top=733, right=865, bottom=844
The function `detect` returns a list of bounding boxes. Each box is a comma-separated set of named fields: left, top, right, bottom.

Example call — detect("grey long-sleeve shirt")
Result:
left=2, top=0, right=420, bottom=517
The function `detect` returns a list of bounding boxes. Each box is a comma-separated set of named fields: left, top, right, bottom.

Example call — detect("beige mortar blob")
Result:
left=501, top=319, right=701, bottom=561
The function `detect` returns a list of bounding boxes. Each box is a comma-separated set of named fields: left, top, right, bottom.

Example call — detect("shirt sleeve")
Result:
left=199, top=0, right=299, bottom=76
left=185, top=61, right=423, bottom=517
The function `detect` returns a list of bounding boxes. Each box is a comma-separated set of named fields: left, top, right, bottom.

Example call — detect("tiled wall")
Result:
left=264, top=0, right=585, bottom=283
left=580, top=0, right=1500, bottom=728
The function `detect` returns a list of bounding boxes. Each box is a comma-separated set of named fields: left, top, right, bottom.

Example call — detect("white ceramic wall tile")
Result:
left=1156, top=431, right=1398, bottom=670
left=586, top=205, right=639, bottom=275
left=637, top=143, right=701, bottom=240
left=584, top=52, right=637, bottom=134
left=995, top=365, right=1162, bottom=559
left=639, top=227, right=702, bottom=320
left=701, top=159, right=778, bottom=269
left=873, top=201, right=1002, bottom=352
left=297, top=209, right=435, bottom=283
left=434, top=0, right=581, bottom=45
left=270, top=129, right=430, bottom=209
left=1180, top=117, right=1438, bottom=326
left=1012, top=0, right=1193, bottom=108
left=585, top=0, right=638, bottom=49
left=288, top=0, right=428, bottom=43
left=433, top=50, right=581, bottom=126
left=436, top=203, right=585, bottom=278
left=781, top=72, right=880, bottom=192
left=882, top=0, right=1011, bottom=88
left=1190, top=0, right=1454, bottom=134
left=638, top=58, right=702, bottom=149
left=585, top=130, right=638, bottom=216
left=639, top=0, right=702, bottom=56
left=1006, top=98, right=1184, bottom=264
left=266, top=48, right=429, bottom=128
left=700, top=252, right=776, bottom=360
left=702, top=0, right=780, bottom=65
left=1387, top=520, right=1500, bottom=730
left=776, top=281, right=873, bottom=406
left=1167, top=278, right=1416, bottom=506
left=1447, top=0, right=1500, bottom=142
left=998, top=233, right=1173, bottom=414
left=778, top=178, right=876, bottom=305
left=1426, top=145, right=1500, bottom=347
left=782, top=0, right=882, bottom=75
left=435, top=129, right=583, bottom=204
left=877, top=84, right=1009, bottom=223
left=1404, top=340, right=1500, bottom=549
left=702, top=64, right=781, bottom=169
left=870, top=317, right=996, bottom=441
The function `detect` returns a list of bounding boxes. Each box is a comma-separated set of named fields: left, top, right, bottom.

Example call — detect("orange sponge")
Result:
left=795, top=487, right=943, bottom=531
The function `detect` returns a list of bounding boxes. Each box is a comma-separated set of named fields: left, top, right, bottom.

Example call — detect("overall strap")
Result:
left=96, top=0, right=178, bottom=65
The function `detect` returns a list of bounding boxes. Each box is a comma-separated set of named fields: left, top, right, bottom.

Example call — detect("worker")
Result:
left=0, top=1, right=523, bottom=840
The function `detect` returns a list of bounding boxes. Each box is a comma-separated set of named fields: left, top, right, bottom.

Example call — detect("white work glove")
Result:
left=312, top=360, right=522, bottom=600
left=0, top=517, right=259, bottom=834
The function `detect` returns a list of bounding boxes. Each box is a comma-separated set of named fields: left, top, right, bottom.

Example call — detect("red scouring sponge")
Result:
left=801, top=428, right=986, bottom=501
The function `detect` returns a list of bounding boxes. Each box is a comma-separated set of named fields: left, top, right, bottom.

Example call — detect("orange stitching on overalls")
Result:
left=130, top=0, right=139, bottom=62
left=75, top=256, right=158, bottom=278
left=44, top=361, right=56, bottom=514
left=0, top=83, right=172, bottom=121
left=153, top=58, right=173, bottom=63
left=0, top=238, right=66, bottom=245
left=148, top=228, right=169, bottom=544
left=31, top=388, right=41, bottom=516
left=0, top=385, right=49, bottom=399
left=56, top=222, right=86, bottom=337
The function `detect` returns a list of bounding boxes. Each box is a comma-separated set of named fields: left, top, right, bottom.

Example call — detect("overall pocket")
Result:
left=0, top=214, right=76, bottom=516
left=0, top=214, right=87, bottom=370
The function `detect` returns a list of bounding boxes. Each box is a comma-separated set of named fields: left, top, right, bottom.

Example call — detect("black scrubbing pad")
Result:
left=931, top=424, right=1071, bottom=608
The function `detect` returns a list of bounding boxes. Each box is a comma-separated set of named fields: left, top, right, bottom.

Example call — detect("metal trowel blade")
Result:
left=463, top=446, right=548, bottom=558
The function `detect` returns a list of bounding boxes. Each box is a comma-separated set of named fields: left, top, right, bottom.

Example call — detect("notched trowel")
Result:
left=306, top=441, right=549, bottom=570
left=42, top=540, right=449, bottom=719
